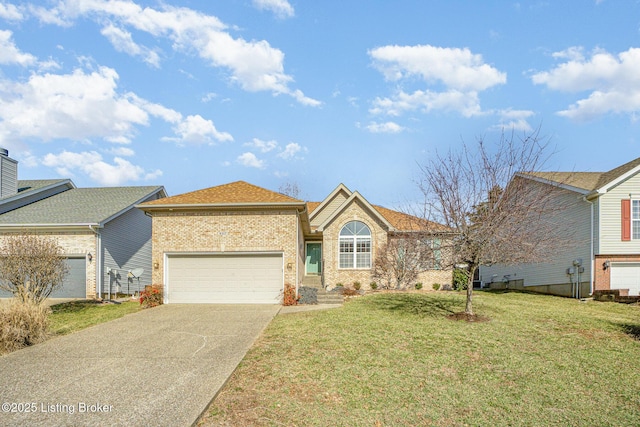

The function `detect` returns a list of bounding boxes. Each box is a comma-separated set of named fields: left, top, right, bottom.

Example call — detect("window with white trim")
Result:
left=339, top=221, right=371, bottom=269
left=633, top=200, right=640, bottom=239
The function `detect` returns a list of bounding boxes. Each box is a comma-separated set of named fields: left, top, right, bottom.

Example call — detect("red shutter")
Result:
left=622, top=199, right=631, bottom=241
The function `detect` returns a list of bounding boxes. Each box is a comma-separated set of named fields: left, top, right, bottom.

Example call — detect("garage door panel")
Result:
left=0, top=257, right=86, bottom=299
left=167, top=253, right=283, bottom=304
left=610, top=263, right=640, bottom=296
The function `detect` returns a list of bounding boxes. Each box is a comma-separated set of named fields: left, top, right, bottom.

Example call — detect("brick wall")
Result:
left=0, top=231, right=97, bottom=298
left=150, top=209, right=300, bottom=290
left=594, top=254, right=640, bottom=292
left=321, top=200, right=388, bottom=289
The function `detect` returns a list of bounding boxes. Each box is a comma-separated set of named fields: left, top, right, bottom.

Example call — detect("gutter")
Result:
left=582, top=196, right=595, bottom=295
left=88, top=225, right=103, bottom=298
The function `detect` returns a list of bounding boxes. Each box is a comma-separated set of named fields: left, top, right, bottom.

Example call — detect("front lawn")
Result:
left=200, top=291, right=640, bottom=427
left=49, top=300, right=141, bottom=335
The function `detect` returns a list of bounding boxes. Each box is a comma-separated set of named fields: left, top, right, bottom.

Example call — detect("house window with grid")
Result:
left=633, top=200, right=640, bottom=239
left=421, top=238, right=442, bottom=270
left=339, top=221, right=371, bottom=269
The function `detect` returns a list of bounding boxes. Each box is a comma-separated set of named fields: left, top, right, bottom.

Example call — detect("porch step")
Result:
left=317, top=291, right=344, bottom=304
left=298, top=277, right=344, bottom=305
left=301, top=275, right=322, bottom=288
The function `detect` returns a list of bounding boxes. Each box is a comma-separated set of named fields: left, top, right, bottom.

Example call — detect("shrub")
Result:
left=282, top=283, right=298, bottom=306
left=335, top=283, right=344, bottom=287
left=342, top=288, right=359, bottom=297
left=433, top=283, right=441, bottom=291
left=415, top=282, right=423, bottom=290
left=453, top=268, right=470, bottom=291
left=0, top=300, right=51, bottom=354
left=140, top=285, right=163, bottom=308
left=353, top=281, right=361, bottom=290
left=370, top=282, right=378, bottom=290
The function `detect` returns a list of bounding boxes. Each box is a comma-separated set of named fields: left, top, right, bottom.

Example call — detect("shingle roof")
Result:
left=0, top=179, right=70, bottom=201
left=523, top=157, right=640, bottom=192
left=0, top=186, right=164, bottom=225
left=141, top=181, right=301, bottom=206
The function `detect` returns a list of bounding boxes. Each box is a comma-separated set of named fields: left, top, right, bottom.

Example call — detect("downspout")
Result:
left=582, top=196, right=595, bottom=296
left=89, top=225, right=102, bottom=299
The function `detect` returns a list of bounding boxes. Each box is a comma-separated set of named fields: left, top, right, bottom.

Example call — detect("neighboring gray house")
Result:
left=0, top=150, right=166, bottom=299
left=480, top=157, right=640, bottom=298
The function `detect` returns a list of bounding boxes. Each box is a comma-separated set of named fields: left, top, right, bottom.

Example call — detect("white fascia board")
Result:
left=594, top=164, right=640, bottom=195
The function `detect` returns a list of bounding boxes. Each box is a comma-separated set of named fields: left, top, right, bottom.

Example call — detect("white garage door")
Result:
left=610, top=263, right=640, bottom=296
left=166, top=253, right=283, bottom=303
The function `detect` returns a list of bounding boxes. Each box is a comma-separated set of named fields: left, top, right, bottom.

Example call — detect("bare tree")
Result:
left=373, top=238, right=424, bottom=289
left=278, top=181, right=302, bottom=199
left=0, top=234, right=69, bottom=304
left=418, top=128, right=572, bottom=316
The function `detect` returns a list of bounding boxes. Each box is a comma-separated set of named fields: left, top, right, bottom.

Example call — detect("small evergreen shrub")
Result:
left=453, top=269, right=470, bottom=291
left=140, top=285, right=163, bottom=308
left=433, top=283, right=441, bottom=291
left=353, top=281, right=361, bottom=290
left=415, top=282, right=423, bottom=290
left=370, top=282, right=378, bottom=290
left=0, top=300, right=50, bottom=354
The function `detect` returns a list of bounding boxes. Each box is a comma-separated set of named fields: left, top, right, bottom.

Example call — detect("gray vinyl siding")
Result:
left=598, top=173, right=640, bottom=254
left=100, top=205, right=153, bottom=295
left=480, top=183, right=592, bottom=289
left=0, top=156, right=17, bottom=198
left=310, top=191, right=349, bottom=227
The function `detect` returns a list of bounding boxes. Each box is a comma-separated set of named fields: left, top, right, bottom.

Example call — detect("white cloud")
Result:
left=42, top=150, right=162, bottom=185
left=108, top=146, right=135, bottom=157
left=370, top=44, right=506, bottom=91
left=0, top=66, right=149, bottom=144
left=100, top=23, right=160, bottom=67
left=252, top=0, right=294, bottom=19
left=278, top=142, right=305, bottom=159
left=37, top=0, right=317, bottom=105
left=371, top=89, right=483, bottom=117
left=364, top=121, right=405, bottom=134
left=244, top=138, right=278, bottom=152
left=237, top=152, right=265, bottom=169
left=0, top=3, right=23, bottom=21
left=0, top=65, right=232, bottom=147
left=170, top=115, right=233, bottom=145
left=0, top=30, right=37, bottom=66
left=369, top=44, right=505, bottom=117
left=531, top=47, right=640, bottom=120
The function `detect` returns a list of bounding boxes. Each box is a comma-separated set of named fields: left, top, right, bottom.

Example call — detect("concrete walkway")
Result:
left=0, top=304, right=280, bottom=427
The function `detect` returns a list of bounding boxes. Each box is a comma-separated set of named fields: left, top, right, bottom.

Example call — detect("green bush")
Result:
left=453, top=269, right=470, bottom=291
left=353, top=281, right=361, bottom=290
left=370, top=282, right=378, bottom=290
left=415, top=282, right=423, bottom=290
left=0, top=300, right=50, bottom=354
left=432, top=283, right=441, bottom=291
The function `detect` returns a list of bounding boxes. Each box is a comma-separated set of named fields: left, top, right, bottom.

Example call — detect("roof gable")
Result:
left=316, top=191, right=395, bottom=232
left=140, top=181, right=301, bottom=207
left=519, top=157, right=640, bottom=198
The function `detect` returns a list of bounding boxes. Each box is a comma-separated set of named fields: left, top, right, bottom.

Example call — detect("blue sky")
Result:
left=1, top=1, right=639, bottom=207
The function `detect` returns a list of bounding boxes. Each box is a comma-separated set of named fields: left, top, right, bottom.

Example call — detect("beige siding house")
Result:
left=480, top=157, right=640, bottom=297
left=139, top=181, right=451, bottom=304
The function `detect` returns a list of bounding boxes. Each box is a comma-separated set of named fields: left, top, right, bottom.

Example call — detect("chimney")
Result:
left=0, top=148, right=18, bottom=198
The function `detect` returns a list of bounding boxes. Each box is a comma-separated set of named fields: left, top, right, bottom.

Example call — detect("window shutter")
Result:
left=622, top=199, right=631, bottom=241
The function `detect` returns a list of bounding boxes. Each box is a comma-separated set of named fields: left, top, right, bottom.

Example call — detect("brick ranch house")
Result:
left=138, top=181, right=451, bottom=304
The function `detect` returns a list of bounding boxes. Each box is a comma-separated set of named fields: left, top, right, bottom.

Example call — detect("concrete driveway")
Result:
left=0, top=304, right=280, bottom=427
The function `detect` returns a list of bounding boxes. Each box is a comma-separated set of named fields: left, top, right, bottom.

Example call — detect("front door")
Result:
left=306, top=243, right=322, bottom=275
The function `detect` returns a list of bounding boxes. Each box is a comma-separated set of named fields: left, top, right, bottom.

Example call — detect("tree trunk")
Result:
left=464, top=265, right=477, bottom=315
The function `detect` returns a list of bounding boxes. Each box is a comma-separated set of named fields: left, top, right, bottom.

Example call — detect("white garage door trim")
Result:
left=610, top=262, right=640, bottom=296
left=165, top=252, right=284, bottom=304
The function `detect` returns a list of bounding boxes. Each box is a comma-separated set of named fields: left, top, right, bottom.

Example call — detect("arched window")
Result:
left=339, top=221, right=371, bottom=269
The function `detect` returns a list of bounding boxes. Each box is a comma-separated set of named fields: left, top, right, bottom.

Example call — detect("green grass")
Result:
left=49, top=300, right=141, bottom=335
left=200, top=291, right=640, bottom=427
